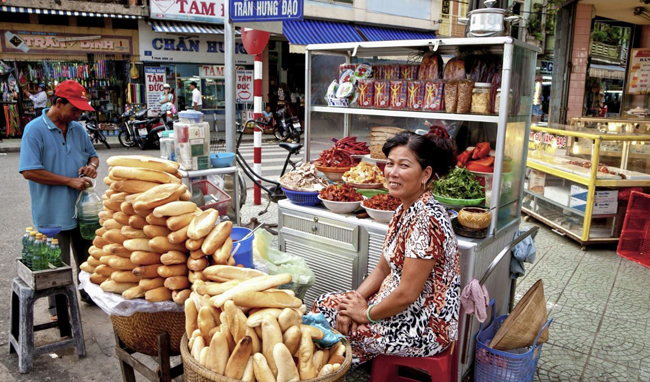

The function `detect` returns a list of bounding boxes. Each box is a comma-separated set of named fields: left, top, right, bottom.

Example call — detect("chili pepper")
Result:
left=471, top=156, right=495, bottom=167
left=472, top=142, right=491, bottom=160
left=456, top=150, right=472, bottom=167
left=467, top=162, right=494, bottom=173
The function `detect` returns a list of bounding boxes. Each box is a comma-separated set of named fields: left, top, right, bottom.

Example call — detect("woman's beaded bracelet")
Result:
left=366, top=304, right=380, bottom=323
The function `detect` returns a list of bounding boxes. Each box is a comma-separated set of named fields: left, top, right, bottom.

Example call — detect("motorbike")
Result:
left=118, top=108, right=171, bottom=150
left=250, top=106, right=302, bottom=143
left=79, top=113, right=110, bottom=149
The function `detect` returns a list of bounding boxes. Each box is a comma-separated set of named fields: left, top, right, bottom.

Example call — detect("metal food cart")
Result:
left=277, top=37, right=539, bottom=380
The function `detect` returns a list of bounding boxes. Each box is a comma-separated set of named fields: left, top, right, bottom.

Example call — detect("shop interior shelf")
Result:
left=523, top=189, right=585, bottom=217
left=310, top=106, right=500, bottom=124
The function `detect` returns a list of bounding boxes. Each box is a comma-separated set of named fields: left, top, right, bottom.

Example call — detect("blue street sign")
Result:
left=230, top=0, right=303, bottom=22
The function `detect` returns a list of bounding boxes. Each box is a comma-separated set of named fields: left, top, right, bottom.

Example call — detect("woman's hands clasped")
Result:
left=337, top=291, right=370, bottom=336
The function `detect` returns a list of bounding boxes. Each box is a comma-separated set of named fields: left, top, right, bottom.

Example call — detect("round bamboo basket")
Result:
left=111, top=311, right=186, bottom=356
left=180, top=333, right=352, bottom=382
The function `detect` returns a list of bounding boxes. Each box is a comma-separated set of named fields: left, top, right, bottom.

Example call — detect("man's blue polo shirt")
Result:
left=19, top=109, right=98, bottom=230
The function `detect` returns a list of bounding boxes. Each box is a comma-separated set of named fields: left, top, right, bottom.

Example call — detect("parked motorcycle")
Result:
left=118, top=108, right=171, bottom=150
left=79, top=113, right=110, bottom=149
left=249, top=105, right=302, bottom=143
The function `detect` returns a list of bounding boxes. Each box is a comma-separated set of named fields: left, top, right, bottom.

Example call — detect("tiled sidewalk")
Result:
left=517, top=221, right=650, bottom=382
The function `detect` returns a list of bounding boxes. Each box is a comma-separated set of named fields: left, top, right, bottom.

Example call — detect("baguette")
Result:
left=313, top=351, right=325, bottom=373
left=128, top=215, right=147, bottom=230
left=94, top=264, right=117, bottom=277
left=301, top=325, right=325, bottom=340
left=274, top=343, right=300, bottom=382
left=134, top=206, right=154, bottom=218
left=103, top=229, right=127, bottom=245
left=234, top=291, right=302, bottom=309
left=283, top=325, right=301, bottom=356
left=279, top=309, right=302, bottom=332
left=190, top=249, right=209, bottom=259
left=143, top=224, right=172, bottom=239
left=186, top=237, right=204, bottom=251
left=191, top=336, right=206, bottom=361
left=157, top=264, right=189, bottom=278
left=153, top=201, right=196, bottom=218
left=221, top=312, right=236, bottom=353
left=298, top=330, right=317, bottom=380
left=246, top=308, right=283, bottom=327
left=206, top=332, right=229, bottom=374
left=133, top=264, right=162, bottom=279
left=262, top=315, right=283, bottom=376
left=106, top=155, right=180, bottom=173
left=164, top=276, right=190, bottom=290
left=95, top=227, right=107, bottom=236
left=102, top=219, right=123, bottom=231
left=224, top=336, right=252, bottom=379
left=99, top=255, right=118, bottom=266
left=105, top=243, right=132, bottom=258
left=253, top=353, right=276, bottom=382
left=201, top=221, right=233, bottom=255
left=145, top=286, right=173, bottom=302
left=246, top=326, right=262, bottom=354
left=213, top=237, right=233, bottom=265
left=109, top=192, right=128, bottom=202
left=121, top=201, right=137, bottom=216
left=199, top=347, right=209, bottom=367
left=100, top=280, right=137, bottom=294
left=87, top=257, right=102, bottom=267
left=112, top=212, right=130, bottom=226
left=130, top=251, right=162, bottom=266
left=172, top=289, right=191, bottom=304
left=224, top=301, right=247, bottom=343
left=110, top=166, right=181, bottom=185
left=146, top=213, right=168, bottom=227
left=198, top=306, right=217, bottom=343
left=242, top=356, right=255, bottom=382
left=149, top=236, right=187, bottom=253
left=188, top=209, right=219, bottom=240
left=98, top=210, right=114, bottom=220
left=90, top=273, right=108, bottom=285
left=185, top=298, right=199, bottom=338
left=133, top=183, right=185, bottom=210
left=103, top=176, right=116, bottom=186
left=168, top=225, right=189, bottom=244
left=108, top=257, right=138, bottom=271
left=161, top=251, right=188, bottom=265
left=88, top=246, right=103, bottom=260
left=189, top=271, right=207, bottom=283
left=199, top=279, right=242, bottom=296
left=123, top=238, right=155, bottom=252
left=204, top=265, right=265, bottom=281
left=92, top=236, right=109, bottom=249
left=122, top=285, right=146, bottom=300
left=180, top=189, right=191, bottom=201
left=125, top=192, right=142, bottom=203
left=139, top=277, right=165, bottom=291
left=318, top=365, right=334, bottom=377
left=166, top=212, right=199, bottom=231
left=80, top=262, right=96, bottom=273
left=213, top=274, right=292, bottom=308
left=103, top=199, right=123, bottom=212
left=121, top=226, right=148, bottom=239
left=111, top=270, right=141, bottom=283
left=187, top=257, right=209, bottom=272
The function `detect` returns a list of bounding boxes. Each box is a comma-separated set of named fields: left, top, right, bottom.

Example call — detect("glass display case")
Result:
left=524, top=123, right=650, bottom=247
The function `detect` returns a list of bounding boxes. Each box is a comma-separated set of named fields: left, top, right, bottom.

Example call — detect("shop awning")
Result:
left=589, top=63, right=626, bottom=80
left=0, top=5, right=141, bottom=19
left=356, top=25, right=436, bottom=41
left=148, top=20, right=241, bottom=35
left=283, top=19, right=364, bottom=45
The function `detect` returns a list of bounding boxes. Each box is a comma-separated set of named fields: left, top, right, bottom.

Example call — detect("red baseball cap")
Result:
left=55, top=80, right=95, bottom=111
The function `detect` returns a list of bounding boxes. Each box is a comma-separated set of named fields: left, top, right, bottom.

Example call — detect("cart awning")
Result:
left=148, top=20, right=238, bottom=35
left=283, top=19, right=364, bottom=45
left=0, top=5, right=141, bottom=19
left=589, top=63, right=626, bottom=80
left=356, top=24, right=436, bottom=41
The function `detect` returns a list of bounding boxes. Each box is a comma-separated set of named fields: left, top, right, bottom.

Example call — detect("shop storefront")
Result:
left=137, top=19, right=255, bottom=130
left=0, top=16, right=139, bottom=137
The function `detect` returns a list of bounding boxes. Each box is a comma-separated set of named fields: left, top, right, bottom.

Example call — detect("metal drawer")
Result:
left=283, top=235, right=359, bottom=307
left=281, top=211, right=359, bottom=252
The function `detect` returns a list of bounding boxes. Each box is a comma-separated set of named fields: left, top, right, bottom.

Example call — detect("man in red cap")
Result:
left=19, top=80, right=99, bottom=315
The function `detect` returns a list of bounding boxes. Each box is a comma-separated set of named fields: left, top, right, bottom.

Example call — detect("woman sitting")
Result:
left=159, top=84, right=175, bottom=114
left=312, top=132, right=460, bottom=366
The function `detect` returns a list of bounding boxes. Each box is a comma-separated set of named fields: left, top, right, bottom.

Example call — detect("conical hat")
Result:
left=490, top=279, right=549, bottom=351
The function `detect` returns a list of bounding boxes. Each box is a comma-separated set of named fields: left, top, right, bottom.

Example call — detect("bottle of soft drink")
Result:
left=24, top=231, right=37, bottom=270
left=32, top=234, right=48, bottom=271
left=49, top=239, right=64, bottom=268
left=21, top=227, right=33, bottom=267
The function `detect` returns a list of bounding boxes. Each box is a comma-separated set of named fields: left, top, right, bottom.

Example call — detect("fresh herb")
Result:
left=433, top=167, right=484, bottom=199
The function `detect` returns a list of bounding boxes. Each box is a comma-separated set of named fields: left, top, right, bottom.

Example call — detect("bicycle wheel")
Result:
left=118, top=130, right=133, bottom=147
left=273, top=125, right=289, bottom=141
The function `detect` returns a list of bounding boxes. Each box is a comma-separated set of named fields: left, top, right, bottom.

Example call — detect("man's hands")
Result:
left=78, top=165, right=97, bottom=179
left=67, top=177, right=92, bottom=191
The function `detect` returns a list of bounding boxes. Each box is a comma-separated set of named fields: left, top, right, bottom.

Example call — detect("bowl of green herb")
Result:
left=432, top=167, right=485, bottom=206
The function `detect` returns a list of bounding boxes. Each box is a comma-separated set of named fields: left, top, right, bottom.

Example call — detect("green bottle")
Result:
left=24, top=231, right=37, bottom=270
left=21, top=227, right=33, bottom=267
left=32, top=234, right=48, bottom=271
left=49, top=239, right=64, bottom=268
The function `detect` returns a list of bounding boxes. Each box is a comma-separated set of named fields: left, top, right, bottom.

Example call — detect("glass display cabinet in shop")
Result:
left=523, top=122, right=650, bottom=249
left=275, top=37, right=540, bottom=381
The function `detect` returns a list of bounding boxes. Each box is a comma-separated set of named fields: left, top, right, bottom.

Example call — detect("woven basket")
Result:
left=180, top=333, right=352, bottom=382
left=111, top=311, right=186, bottom=356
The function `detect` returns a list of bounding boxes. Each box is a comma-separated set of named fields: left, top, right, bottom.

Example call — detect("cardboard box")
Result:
left=570, top=185, right=618, bottom=202
left=528, top=170, right=546, bottom=194
left=543, top=186, right=571, bottom=206
left=570, top=197, right=618, bottom=215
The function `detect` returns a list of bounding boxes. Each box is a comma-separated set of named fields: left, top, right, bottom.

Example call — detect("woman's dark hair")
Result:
left=382, top=132, right=457, bottom=181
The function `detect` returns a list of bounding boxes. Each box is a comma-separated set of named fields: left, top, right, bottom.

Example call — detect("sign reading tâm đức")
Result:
left=150, top=0, right=225, bottom=23
left=230, top=0, right=303, bottom=22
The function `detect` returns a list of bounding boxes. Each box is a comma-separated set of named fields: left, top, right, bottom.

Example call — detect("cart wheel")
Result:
left=523, top=215, right=530, bottom=222
left=580, top=245, right=587, bottom=251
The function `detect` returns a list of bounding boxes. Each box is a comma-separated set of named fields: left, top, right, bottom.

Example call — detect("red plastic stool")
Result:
left=370, top=345, right=457, bottom=382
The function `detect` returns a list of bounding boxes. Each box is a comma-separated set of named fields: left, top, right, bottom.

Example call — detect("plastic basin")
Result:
left=210, top=152, right=236, bottom=168
left=230, top=227, right=254, bottom=268
left=37, top=225, right=62, bottom=237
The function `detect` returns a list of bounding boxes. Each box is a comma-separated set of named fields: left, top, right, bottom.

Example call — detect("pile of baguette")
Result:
left=186, top=266, right=346, bottom=381
left=79, top=155, right=234, bottom=304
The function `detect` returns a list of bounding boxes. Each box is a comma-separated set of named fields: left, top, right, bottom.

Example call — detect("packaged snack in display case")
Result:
left=445, top=80, right=458, bottom=113
left=357, top=79, right=375, bottom=108
left=339, top=63, right=356, bottom=78
left=418, top=53, right=443, bottom=80
left=374, top=80, right=390, bottom=109
left=423, top=80, right=444, bottom=111
left=339, top=69, right=355, bottom=84
left=406, top=81, right=424, bottom=111
left=401, top=65, right=418, bottom=80
left=355, top=63, right=373, bottom=80
left=374, top=65, right=385, bottom=80
left=444, top=57, right=466, bottom=80
left=385, top=64, right=401, bottom=80
left=471, top=82, right=491, bottom=115
left=457, top=79, right=475, bottom=114
left=389, top=80, right=407, bottom=110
